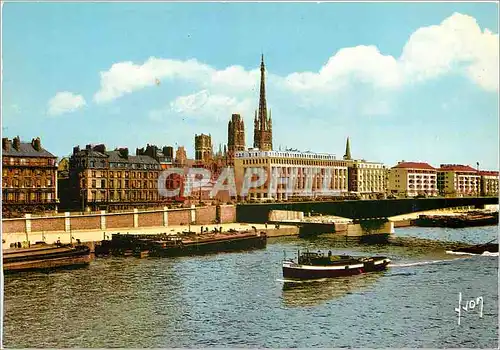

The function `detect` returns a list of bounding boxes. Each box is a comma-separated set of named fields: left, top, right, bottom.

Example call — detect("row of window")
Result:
left=109, top=163, right=160, bottom=170
left=88, top=191, right=160, bottom=201
left=88, top=179, right=156, bottom=189
left=3, top=179, right=53, bottom=187
left=3, top=192, right=53, bottom=202
left=3, top=158, right=56, bottom=166
left=3, top=169, right=54, bottom=176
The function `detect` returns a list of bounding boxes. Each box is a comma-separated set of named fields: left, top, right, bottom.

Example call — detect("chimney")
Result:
left=93, top=144, right=106, bottom=153
left=73, top=146, right=80, bottom=155
left=13, top=136, right=21, bottom=150
left=31, top=137, right=41, bottom=151
left=2, top=138, right=10, bottom=151
left=118, top=148, right=129, bottom=158
left=85, top=144, right=92, bottom=151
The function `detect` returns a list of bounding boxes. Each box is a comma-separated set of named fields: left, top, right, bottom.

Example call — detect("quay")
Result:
left=3, top=203, right=498, bottom=257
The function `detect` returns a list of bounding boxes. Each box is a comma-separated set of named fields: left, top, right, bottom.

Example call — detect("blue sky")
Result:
left=2, top=2, right=499, bottom=170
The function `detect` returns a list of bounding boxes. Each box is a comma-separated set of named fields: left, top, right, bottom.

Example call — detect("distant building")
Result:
left=234, top=149, right=348, bottom=201
left=57, top=157, right=71, bottom=209
left=68, top=144, right=165, bottom=211
left=437, top=164, right=481, bottom=197
left=2, top=136, right=58, bottom=217
left=347, top=160, right=387, bottom=199
left=388, top=161, right=438, bottom=197
left=253, top=55, right=273, bottom=151
left=342, top=138, right=387, bottom=198
left=479, top=171, right=499, bottom=196
left=136, top=144, right=174, bottom=169
left=174, top=146, right=188, bottom=167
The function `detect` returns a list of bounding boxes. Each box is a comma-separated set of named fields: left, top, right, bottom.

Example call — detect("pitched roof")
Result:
left=392, top=162, right=435, bottom=170
left=439, top=164, right=478, bottom=173
left=73, top=149, right=107, bottom=158
left=2, top=142, right=56, bottom=158
left=106, top=151, right=159, bottom=165
left=479, top=170, right=499, bottom=176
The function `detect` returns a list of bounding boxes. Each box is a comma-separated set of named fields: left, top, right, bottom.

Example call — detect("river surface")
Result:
left=3, top=226, right=499, bottom=348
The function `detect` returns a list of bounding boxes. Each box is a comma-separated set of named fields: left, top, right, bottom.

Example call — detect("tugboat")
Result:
left=282, top=250, right=391, bottom=280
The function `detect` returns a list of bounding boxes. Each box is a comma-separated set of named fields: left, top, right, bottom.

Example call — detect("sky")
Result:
left=2, top=2, right=499, bottom=170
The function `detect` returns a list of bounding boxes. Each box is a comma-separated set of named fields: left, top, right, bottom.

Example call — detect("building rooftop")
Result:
left=479, top=170, right=499, bottom=176
left=439, top=164, right=478, bottom=173
left=393, top=161, right=435, bottom=170
left=235, top=149, right=338, bottom=160
left=2, top=137, right=56, bottom=158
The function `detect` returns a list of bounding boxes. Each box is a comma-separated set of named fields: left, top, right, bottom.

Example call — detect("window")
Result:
left=92, top=180, right=96, bottom=188
left=101, top=179, right=106, bottom=188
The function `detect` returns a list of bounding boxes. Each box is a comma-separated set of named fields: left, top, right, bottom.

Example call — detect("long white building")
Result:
left=234, top=149, right=348, bottom=200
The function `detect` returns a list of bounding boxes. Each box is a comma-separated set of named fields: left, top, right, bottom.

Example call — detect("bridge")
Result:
left=236, top=197, right=499, bottom=223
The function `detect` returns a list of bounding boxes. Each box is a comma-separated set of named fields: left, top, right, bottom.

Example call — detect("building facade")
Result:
left=347, top=160, right=387, bottom=198
left=437, top=164, right=481, bottom=197
left=388, top=161, right=438, bottom=197
left=253, top=55, right=273, bottom=151
left=2, top=137, right=58, bottom=217
left=68, top=144, right=165, bottom=211
left=479, top=171, right=499, bottom=196
left=234, top=150, right=348, bottom=201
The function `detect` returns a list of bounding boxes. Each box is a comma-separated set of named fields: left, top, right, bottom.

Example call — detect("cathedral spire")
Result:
left=258, top=54, right=267, bottom=129
left=253, top=54, right=273, bottom=151
left=343, top=137, right=352, bottom=160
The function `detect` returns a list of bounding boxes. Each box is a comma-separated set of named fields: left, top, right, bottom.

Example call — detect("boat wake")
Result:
left=445, top=250, right=499, bottom=257
left=388, top=258, right=465, bottom=268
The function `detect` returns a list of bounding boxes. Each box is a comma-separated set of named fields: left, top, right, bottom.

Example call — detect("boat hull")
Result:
left=282, top=258, right=390, bottom=280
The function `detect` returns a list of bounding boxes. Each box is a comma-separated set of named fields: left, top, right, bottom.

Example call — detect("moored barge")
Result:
left=96, top=230, right=267, bottom=257
left=3, top=243, right=92, bottom=273
left=282, top=250, right=390, bottom=280
left=414, top=212, right=498, bottom=228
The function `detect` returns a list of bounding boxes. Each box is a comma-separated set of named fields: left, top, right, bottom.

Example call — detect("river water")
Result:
left=3, top=226, right=498, bottom=348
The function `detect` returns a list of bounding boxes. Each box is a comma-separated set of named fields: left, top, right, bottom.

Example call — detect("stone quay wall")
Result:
left=2, top=205, right=236, bottom=236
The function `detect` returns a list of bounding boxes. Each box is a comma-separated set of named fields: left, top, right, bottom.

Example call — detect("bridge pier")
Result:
left=345, top=220, right=394, bottom=244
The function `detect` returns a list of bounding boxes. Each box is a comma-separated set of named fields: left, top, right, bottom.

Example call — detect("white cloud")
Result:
left=150, top=90, right=254, bottom=123
left=94, top=57, right=258, bottom=103
left=400, top=12, right=498, bottom=90
left=94, top=12, right=497, bottom=111
left=47, top=92, right=86, bottom=116
left=285, top=12, right=498, bottom=93
left=285, top=45, right=402, bottom=93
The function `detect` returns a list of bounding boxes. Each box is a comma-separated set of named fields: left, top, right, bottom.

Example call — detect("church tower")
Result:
left=227, top=113, right=245, bottom=166
left=253, top=55, right=273, bottom=151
